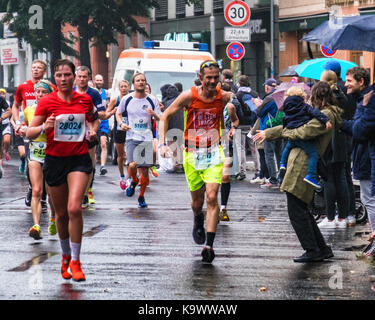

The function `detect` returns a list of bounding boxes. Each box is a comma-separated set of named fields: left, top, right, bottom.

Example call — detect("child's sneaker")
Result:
left=280, top=163, right=287, bottom=171
left=303, top=174, right=321, bottom=190
left=69, top=260, right=86, bottom=282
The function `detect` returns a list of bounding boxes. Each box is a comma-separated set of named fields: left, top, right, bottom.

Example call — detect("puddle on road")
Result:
left=60, top=283, right=84, bottom=300
left=82, top=224, right=108, bottom=237
left=0, top=197, right=25, bottom=206
left=8, top=224, right=109, bottom=272
left=8, top=252, right=58, bottom=272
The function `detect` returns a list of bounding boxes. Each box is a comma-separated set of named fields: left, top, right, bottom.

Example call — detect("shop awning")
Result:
left=279, top=14, right=329, bottom=33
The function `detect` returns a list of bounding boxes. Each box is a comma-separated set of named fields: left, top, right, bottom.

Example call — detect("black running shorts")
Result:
left=114, top=129, right=126, bottom=144
left=87, top=137, right=99, bottom=149
left=43, top=153, right=93, bottom=187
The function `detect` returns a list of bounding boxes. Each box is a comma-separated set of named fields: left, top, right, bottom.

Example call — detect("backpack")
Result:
left=235, top=90, right=258, bottom=126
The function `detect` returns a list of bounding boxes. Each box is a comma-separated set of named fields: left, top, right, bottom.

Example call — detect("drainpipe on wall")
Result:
left=270, top=0, right=274, bottom=78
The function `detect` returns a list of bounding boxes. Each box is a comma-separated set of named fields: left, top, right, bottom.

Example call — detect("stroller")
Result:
left=308, top=180, right=368, bottom=223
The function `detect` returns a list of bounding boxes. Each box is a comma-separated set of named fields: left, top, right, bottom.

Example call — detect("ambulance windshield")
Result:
left=144, top=71, right=198, bottom=100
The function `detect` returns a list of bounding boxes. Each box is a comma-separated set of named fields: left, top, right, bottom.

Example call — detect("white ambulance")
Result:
left=111, top=40, right=215, bottom=100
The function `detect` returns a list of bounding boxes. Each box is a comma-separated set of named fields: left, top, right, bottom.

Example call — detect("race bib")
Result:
left=29, top=141, right=46, bottom=163
left=54, top=114, right=85, bottom=142
left=26, top=99, right=36, bottom=107
left=132, top=117, right=149, bottom=132
left=193, top=145, right=221, bottom=170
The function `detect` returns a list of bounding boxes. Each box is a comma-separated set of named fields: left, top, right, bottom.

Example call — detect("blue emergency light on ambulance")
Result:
left=111, top=40, right=214, bottom=101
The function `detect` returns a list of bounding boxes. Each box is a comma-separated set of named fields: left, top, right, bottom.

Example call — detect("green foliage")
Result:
left=0, top=0, right=159, bottom=63
left=0, top=0, right=77, bottom=57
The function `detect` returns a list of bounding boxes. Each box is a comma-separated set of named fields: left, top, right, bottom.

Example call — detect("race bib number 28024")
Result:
left=54, top=114, right=86, bottom=142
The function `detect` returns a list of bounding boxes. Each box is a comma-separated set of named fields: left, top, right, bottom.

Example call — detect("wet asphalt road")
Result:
left=1, top=154, right=375, bottom=301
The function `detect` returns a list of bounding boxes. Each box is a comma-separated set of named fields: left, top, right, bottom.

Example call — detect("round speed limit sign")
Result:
left=224, top=1, right=251, bottom=27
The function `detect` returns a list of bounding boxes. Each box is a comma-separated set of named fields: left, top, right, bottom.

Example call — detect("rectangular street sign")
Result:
left=224, top=27, right=251, bottom=43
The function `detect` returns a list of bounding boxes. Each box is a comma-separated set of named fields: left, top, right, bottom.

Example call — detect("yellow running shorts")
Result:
left=183, top=146, right=224, bottom=192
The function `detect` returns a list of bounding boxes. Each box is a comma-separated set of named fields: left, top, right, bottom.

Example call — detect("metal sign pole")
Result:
left=210, top=0, right=216, bottom=58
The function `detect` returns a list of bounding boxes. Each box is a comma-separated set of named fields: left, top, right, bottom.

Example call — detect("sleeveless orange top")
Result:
left=184, top=86, right=224, bottom=149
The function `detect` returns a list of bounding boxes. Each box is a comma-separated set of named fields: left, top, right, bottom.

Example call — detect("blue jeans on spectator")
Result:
left=264, top=139, right=282, bottom=184
left=280, top=140, right=318, bottom=177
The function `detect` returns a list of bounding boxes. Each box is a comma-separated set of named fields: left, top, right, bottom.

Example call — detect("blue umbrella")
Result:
left=295, top=58, right=357, bottom=81
left=302, top=15, right=375, bottom=52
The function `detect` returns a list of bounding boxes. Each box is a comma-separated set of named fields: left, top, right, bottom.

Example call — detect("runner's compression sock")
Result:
left=89, top=169, right=95, bottom=188
left=60, top=238, right=71, bottom=256
left=220, top=182, right=231, bottom=207
left=194, top=212, right=204, bottom=226
left=139, top=175, right=150, bottom=197
left=206, top=232, right=216, bottom=248
left=42, top=179, right=47, bottom=201
left=70, top=242, right=81, bottom=261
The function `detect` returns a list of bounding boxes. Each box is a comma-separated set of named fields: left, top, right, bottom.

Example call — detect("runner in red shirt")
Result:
left=12, top=60, right=49, bottom=130
left=12, top=60, right=50, bottom=206
left=27, top=59, right=99, bottom=282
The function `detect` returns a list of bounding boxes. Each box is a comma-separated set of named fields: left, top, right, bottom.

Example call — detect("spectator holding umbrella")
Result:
left=323, top=62, right=358, bottom=227
left=317, top=70, right=350, bottom=228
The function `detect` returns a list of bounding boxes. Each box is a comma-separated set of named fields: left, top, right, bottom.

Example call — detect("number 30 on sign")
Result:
left=224, top=1, right=251, bottom=27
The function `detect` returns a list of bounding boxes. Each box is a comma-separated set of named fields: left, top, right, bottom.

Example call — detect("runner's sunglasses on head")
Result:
left=201, top=61, right=219, bottom=69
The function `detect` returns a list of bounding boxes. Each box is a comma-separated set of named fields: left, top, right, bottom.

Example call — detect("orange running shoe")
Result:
left=69, top=260, right=86, bottom=282
left=61, top=254, right=72, bottom=280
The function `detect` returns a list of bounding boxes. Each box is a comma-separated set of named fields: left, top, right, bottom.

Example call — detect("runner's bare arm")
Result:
left=222, top=90, right=232, bottom=107
left=11, top=100, right=22, bottom=132
left=159, top=90, right=192, bottom=145
left=146, top=108, right=160, bottom=121
left=115, top=110, right=130, bottom=131
left=87, top=119, right=100, bottom=140
left=97, top=110, right=107, bottom=120
left=107, top=97, right=117, bottom=112
left=220, top=91, right=232, bottom=130
left=26, top=114, right=49, bottom=140
left=1, top=107, right=12, bottom=122
left=227, top=102, right=239, bottom=140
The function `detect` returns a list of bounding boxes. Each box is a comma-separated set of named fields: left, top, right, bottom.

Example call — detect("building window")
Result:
left=176, top=0, right=186, bottom=17
left=137, top=24, right=148, bottom=48
left=194, top=0, right=204, bottom=16
left=124, top=33, right=131, bottom=50
left=213, top=0, right=224, bottom=13
left=155, top=0, right=168, bottom=20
